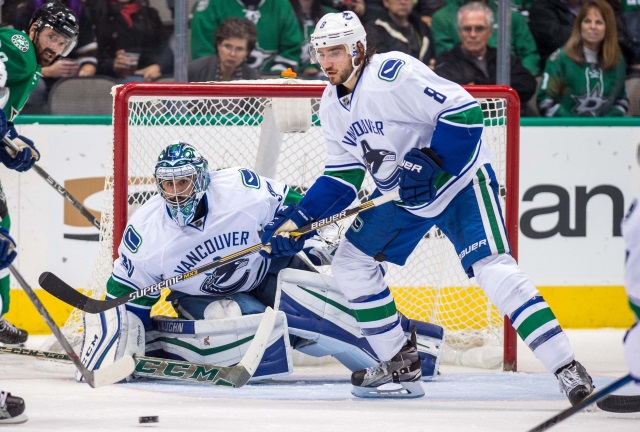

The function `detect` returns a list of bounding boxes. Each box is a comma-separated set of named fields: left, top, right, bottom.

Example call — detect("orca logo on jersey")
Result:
left=361, top=140, right=396, bottom=175
left=123, top=225, right=142, bottom=253
left=239, top=168, right=260, bottom=189
left=378, top=59, right=405, bottom=82
left=200, top=258, right=251, bottom=295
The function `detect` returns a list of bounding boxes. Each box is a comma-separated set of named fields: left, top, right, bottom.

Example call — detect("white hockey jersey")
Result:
left=319, top=51, right=494, bottom=218
left=110, top=168, right=289, bottom=301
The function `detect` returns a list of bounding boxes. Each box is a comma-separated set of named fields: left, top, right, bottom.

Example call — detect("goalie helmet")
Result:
left=155, top=142, right=210, bottom=227
left=309, top=11, right=367, bottom=64
left=29, top=2, right=80, bottom=58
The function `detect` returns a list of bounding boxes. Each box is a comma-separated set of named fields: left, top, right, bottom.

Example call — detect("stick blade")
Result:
left=228, top=307, right=277, bottom=387
left=39, top=272, right=89, bottom=310
left=89, top=355, right=136, bottom=388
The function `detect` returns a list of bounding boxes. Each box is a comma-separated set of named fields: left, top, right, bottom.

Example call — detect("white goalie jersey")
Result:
left=111, top=167, right=290, bottom=298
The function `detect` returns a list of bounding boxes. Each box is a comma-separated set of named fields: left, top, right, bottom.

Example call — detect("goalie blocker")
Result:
left=79, top=269, right=443, bottom=383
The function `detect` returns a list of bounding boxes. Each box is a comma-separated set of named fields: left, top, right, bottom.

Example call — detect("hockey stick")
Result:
left=8, top=264, right=135, bottom=388
left=2, top=137, right=101, bottom=229
left=526, top=374, right=633, bottom=432
left=39, top=191, right=400, bottom=313
left=0, top=307, right=276, bottom=387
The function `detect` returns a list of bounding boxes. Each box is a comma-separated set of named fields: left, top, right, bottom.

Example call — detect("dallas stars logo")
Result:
left=11, top=34, right=29, bottom=53
left=571, top=68, right=612, bottom=117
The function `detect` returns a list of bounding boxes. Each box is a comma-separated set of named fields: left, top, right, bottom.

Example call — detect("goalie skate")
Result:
left=0, top=391, right=26, bottom=424
left=351, top=327, right=424, bottom=399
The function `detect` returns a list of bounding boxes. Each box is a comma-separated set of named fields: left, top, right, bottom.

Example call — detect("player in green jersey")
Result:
left=0, top=2, right=79, bottom=346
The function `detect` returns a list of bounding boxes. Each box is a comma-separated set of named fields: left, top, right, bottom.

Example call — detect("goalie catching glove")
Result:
left=0, top=111, right=39, bottom=173
left=260, top=204, right=313, bottom=259
left=398, top=147, right=443, bottom=206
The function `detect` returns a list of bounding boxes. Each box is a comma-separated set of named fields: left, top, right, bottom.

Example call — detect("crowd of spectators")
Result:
left=0, top=0, right=639, bottom=116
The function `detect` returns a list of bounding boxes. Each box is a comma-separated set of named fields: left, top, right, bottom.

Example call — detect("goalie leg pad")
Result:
left=278, top=268, right=444, bottom=379
left=146, top=311, right=292, bottom=381
left=78, top=305, right=144, bottom=382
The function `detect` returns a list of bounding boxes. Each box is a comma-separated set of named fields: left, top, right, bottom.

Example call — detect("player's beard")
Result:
left=325, top=64, right=354, bottom=86
left=34, top=43, right=58, bottom=67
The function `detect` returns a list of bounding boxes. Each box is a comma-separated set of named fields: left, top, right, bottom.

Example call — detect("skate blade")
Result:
left=351, top=381, right=425, bottom=399
left=0, top=413, right=28, bottom=424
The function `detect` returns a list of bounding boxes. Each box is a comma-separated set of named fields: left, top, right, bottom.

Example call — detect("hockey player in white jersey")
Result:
left=78, top=142, right=445, bottom=384
left=597, top=197, right=640, bottom=412
left=260, top=11, right=594, bottom=403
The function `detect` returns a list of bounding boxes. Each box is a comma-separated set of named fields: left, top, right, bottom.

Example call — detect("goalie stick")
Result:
left=0, top=307, right=276, bottom=387
left=39, top=191, right=400, bottom=313
left=2, top=137, right=101, bottom=230
left=526, top=374, right=633, bottom=432
left=8, top=264, right=135, bottom=388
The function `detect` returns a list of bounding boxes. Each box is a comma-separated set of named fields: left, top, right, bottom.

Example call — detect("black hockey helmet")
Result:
left=28, top=2, right=79, bottom=57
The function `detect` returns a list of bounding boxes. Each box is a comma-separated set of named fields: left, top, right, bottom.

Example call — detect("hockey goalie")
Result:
left=78, top=142, right=444, bottom=392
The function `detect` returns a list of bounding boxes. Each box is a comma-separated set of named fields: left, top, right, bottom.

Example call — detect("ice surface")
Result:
left=1, top=330, right=638, bottom=431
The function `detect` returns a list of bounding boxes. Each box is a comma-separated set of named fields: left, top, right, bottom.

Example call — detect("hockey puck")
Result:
left=139, top=416, right=159, bottom=424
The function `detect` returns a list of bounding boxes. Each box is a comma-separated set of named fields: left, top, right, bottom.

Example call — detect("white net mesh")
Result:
left=42, top=80, right=516, bottom=368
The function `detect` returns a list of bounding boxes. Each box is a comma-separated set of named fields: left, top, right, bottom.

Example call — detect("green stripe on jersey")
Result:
left=107, top=277, right=158, bottom=308
left=516, top=307, right=557, bottom=340
left=441, top=105, right=484, bottom=127
left=630, top=299, right=640, bottom=321
left=284, top=187, right=303, bottom=205
left=325, top=168, right=365, bottom=191
left=476, top=168, right=505, bottom=253
left=352, top=299, right=398, bottom=323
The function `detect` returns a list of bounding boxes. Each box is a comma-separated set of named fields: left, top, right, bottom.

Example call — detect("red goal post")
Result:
left=109, top=81, right=519, bottom=370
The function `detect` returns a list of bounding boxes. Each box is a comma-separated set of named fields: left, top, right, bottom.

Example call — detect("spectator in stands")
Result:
left=364, top=0, right=436, bottom=68
left=190, top=0, right=302, bottom=75
left=621, top=0, right=640, bottom=75
left=415, top=0, right=446, bottom=25
left=537, top=0, right=628, bottom=117
left=431, top=0, right=540, bottom=75
left=188, top=18, right=260, bottom=82
left=89, top=0, right=173, bottom=82
left=10, top=0, right=98, bottom=114
left=291, top=0, right=338, bottom=79
left=528, top=0, right=584, bottom=70
left=434, top=1, right=536, bottom=109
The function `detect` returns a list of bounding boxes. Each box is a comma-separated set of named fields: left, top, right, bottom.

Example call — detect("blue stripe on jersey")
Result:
left=436, top=101, right=479, bottom=121
left=529, top=326, right=563, bottom=351
left=350, top=287, right=394, bottom=304
left=361, top=317, right=400, bottom=336
left=430, top=117, right=483, bottom=175
left=510, top=296, right=546, bottom=323
left=326, top=161, right=367, bottom=171
left=299, top=175, right=357, bottom=220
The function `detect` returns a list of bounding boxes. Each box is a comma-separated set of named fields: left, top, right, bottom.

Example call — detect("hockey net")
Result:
left=43, top=80, right=520, bottom=370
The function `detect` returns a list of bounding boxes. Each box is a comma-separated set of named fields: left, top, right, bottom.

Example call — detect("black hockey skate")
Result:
left=0, top=391, right=26, bottom=424
left=555, top=360, right=594, bottom=406
left=0, top=317, right=28, bottom=345
left=351, top=327, right=424, bottom=398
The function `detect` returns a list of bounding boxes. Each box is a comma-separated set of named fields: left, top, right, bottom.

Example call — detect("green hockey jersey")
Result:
left=191, top=0, right=302, bottom=74
left=538, top=48, right=628, bottom=117
left=0, top=29, right=41, bottom=121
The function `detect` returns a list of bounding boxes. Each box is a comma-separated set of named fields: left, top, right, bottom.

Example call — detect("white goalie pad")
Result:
left=278, top=268, right=444, bottom=379
left=77, top=305, right=145, bottom=383
left=146, top=310, right=292, bottom=381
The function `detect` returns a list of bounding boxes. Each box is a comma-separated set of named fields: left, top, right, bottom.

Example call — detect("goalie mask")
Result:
left=29, top=2, right=80, bottom=60
left=155, top=142, right=210, bottom=227
left=309, top=11, right=367, bottom=81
